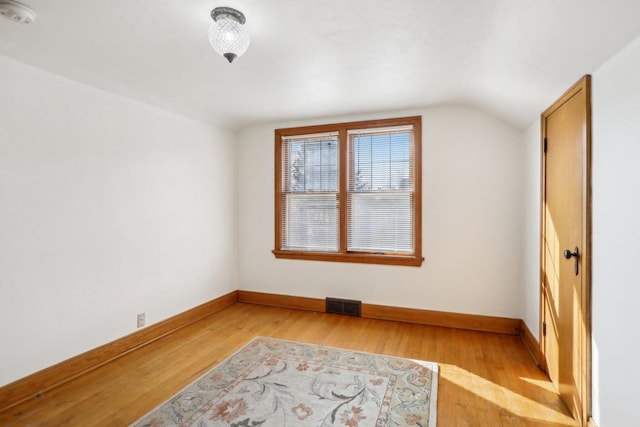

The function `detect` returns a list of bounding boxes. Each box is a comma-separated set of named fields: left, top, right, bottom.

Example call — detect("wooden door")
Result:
left=540, top=75, right=591, bottom=426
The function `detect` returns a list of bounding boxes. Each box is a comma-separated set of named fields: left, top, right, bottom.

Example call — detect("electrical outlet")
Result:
left=137, top=313, right=145, bottom=328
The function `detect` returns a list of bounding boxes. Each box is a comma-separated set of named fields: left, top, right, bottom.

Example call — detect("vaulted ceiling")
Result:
left=2, top=0, right=640, bottom=130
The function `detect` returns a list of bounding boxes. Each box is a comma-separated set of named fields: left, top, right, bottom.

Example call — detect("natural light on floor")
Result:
left=442, top=364, right=577, bottom=425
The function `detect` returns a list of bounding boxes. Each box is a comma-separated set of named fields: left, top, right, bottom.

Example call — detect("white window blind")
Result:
left=347, top=126, right=414, bottom=254
left=281, top=132, right=339, bottom=252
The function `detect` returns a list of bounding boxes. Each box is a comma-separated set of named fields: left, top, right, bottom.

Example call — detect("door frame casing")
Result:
left=539, top=75, right=592, bottom=426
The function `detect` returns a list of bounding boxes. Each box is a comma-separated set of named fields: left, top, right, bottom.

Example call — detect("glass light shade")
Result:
left=208, top=17, right=250, bottom=63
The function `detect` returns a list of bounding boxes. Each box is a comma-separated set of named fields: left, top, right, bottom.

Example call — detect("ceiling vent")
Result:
left=0, top=1, right=36, bottom=24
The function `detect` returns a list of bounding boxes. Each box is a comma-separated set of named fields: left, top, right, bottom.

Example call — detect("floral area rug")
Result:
left=131, top=337, right=438, bottom=427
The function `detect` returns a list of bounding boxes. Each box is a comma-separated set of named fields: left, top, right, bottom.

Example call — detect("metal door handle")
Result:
left=563, top=246, right=579, bottom=275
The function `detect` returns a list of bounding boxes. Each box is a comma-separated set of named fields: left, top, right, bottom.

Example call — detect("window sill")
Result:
left=272, top=250, right=424, bottom=267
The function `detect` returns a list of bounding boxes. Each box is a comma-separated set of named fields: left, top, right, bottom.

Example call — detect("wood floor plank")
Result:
left=0, top=303, right=577, bottom=426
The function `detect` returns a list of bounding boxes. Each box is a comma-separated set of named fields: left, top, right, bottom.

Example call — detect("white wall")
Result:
left=521, top=120, right=541, bottom=339
left=236, top=106, right=523, bottom=318
left=0, top=55, right=236, bottom=386
left=591, top=34, right=640, bottom=427
left=519, top=34, right=640, bottom=426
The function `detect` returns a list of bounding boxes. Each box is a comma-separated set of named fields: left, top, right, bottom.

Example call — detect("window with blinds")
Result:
left=280, top=133, right=339, bottom=252
left=274, top=116, right=422, bottom=266
left=348, top=126, right=414, bottom=254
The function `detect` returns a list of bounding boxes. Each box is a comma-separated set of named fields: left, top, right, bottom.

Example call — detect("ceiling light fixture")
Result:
left=208, top=6, right=250, bottom=63
left=0, top=0, right=36, bottom=24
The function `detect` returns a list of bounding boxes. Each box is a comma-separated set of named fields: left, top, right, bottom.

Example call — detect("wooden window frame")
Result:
left=273, top=116, right=423, bottom=267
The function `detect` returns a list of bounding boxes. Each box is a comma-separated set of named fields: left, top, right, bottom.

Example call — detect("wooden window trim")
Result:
left=273, top=116, right=423, bottom=267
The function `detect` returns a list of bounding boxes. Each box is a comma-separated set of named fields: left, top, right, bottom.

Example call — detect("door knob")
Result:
left=563, top=246, right=579, bottom=275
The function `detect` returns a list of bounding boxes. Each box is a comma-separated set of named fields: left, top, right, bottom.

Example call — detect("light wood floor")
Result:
left=0, top=303, right=577, bottom=426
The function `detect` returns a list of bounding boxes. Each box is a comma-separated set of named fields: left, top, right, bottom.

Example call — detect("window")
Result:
left=274, top=116, right=422, bottom=266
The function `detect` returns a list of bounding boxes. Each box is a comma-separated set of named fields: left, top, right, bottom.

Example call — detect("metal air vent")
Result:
left=326, top=297, right=361, bottom=317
